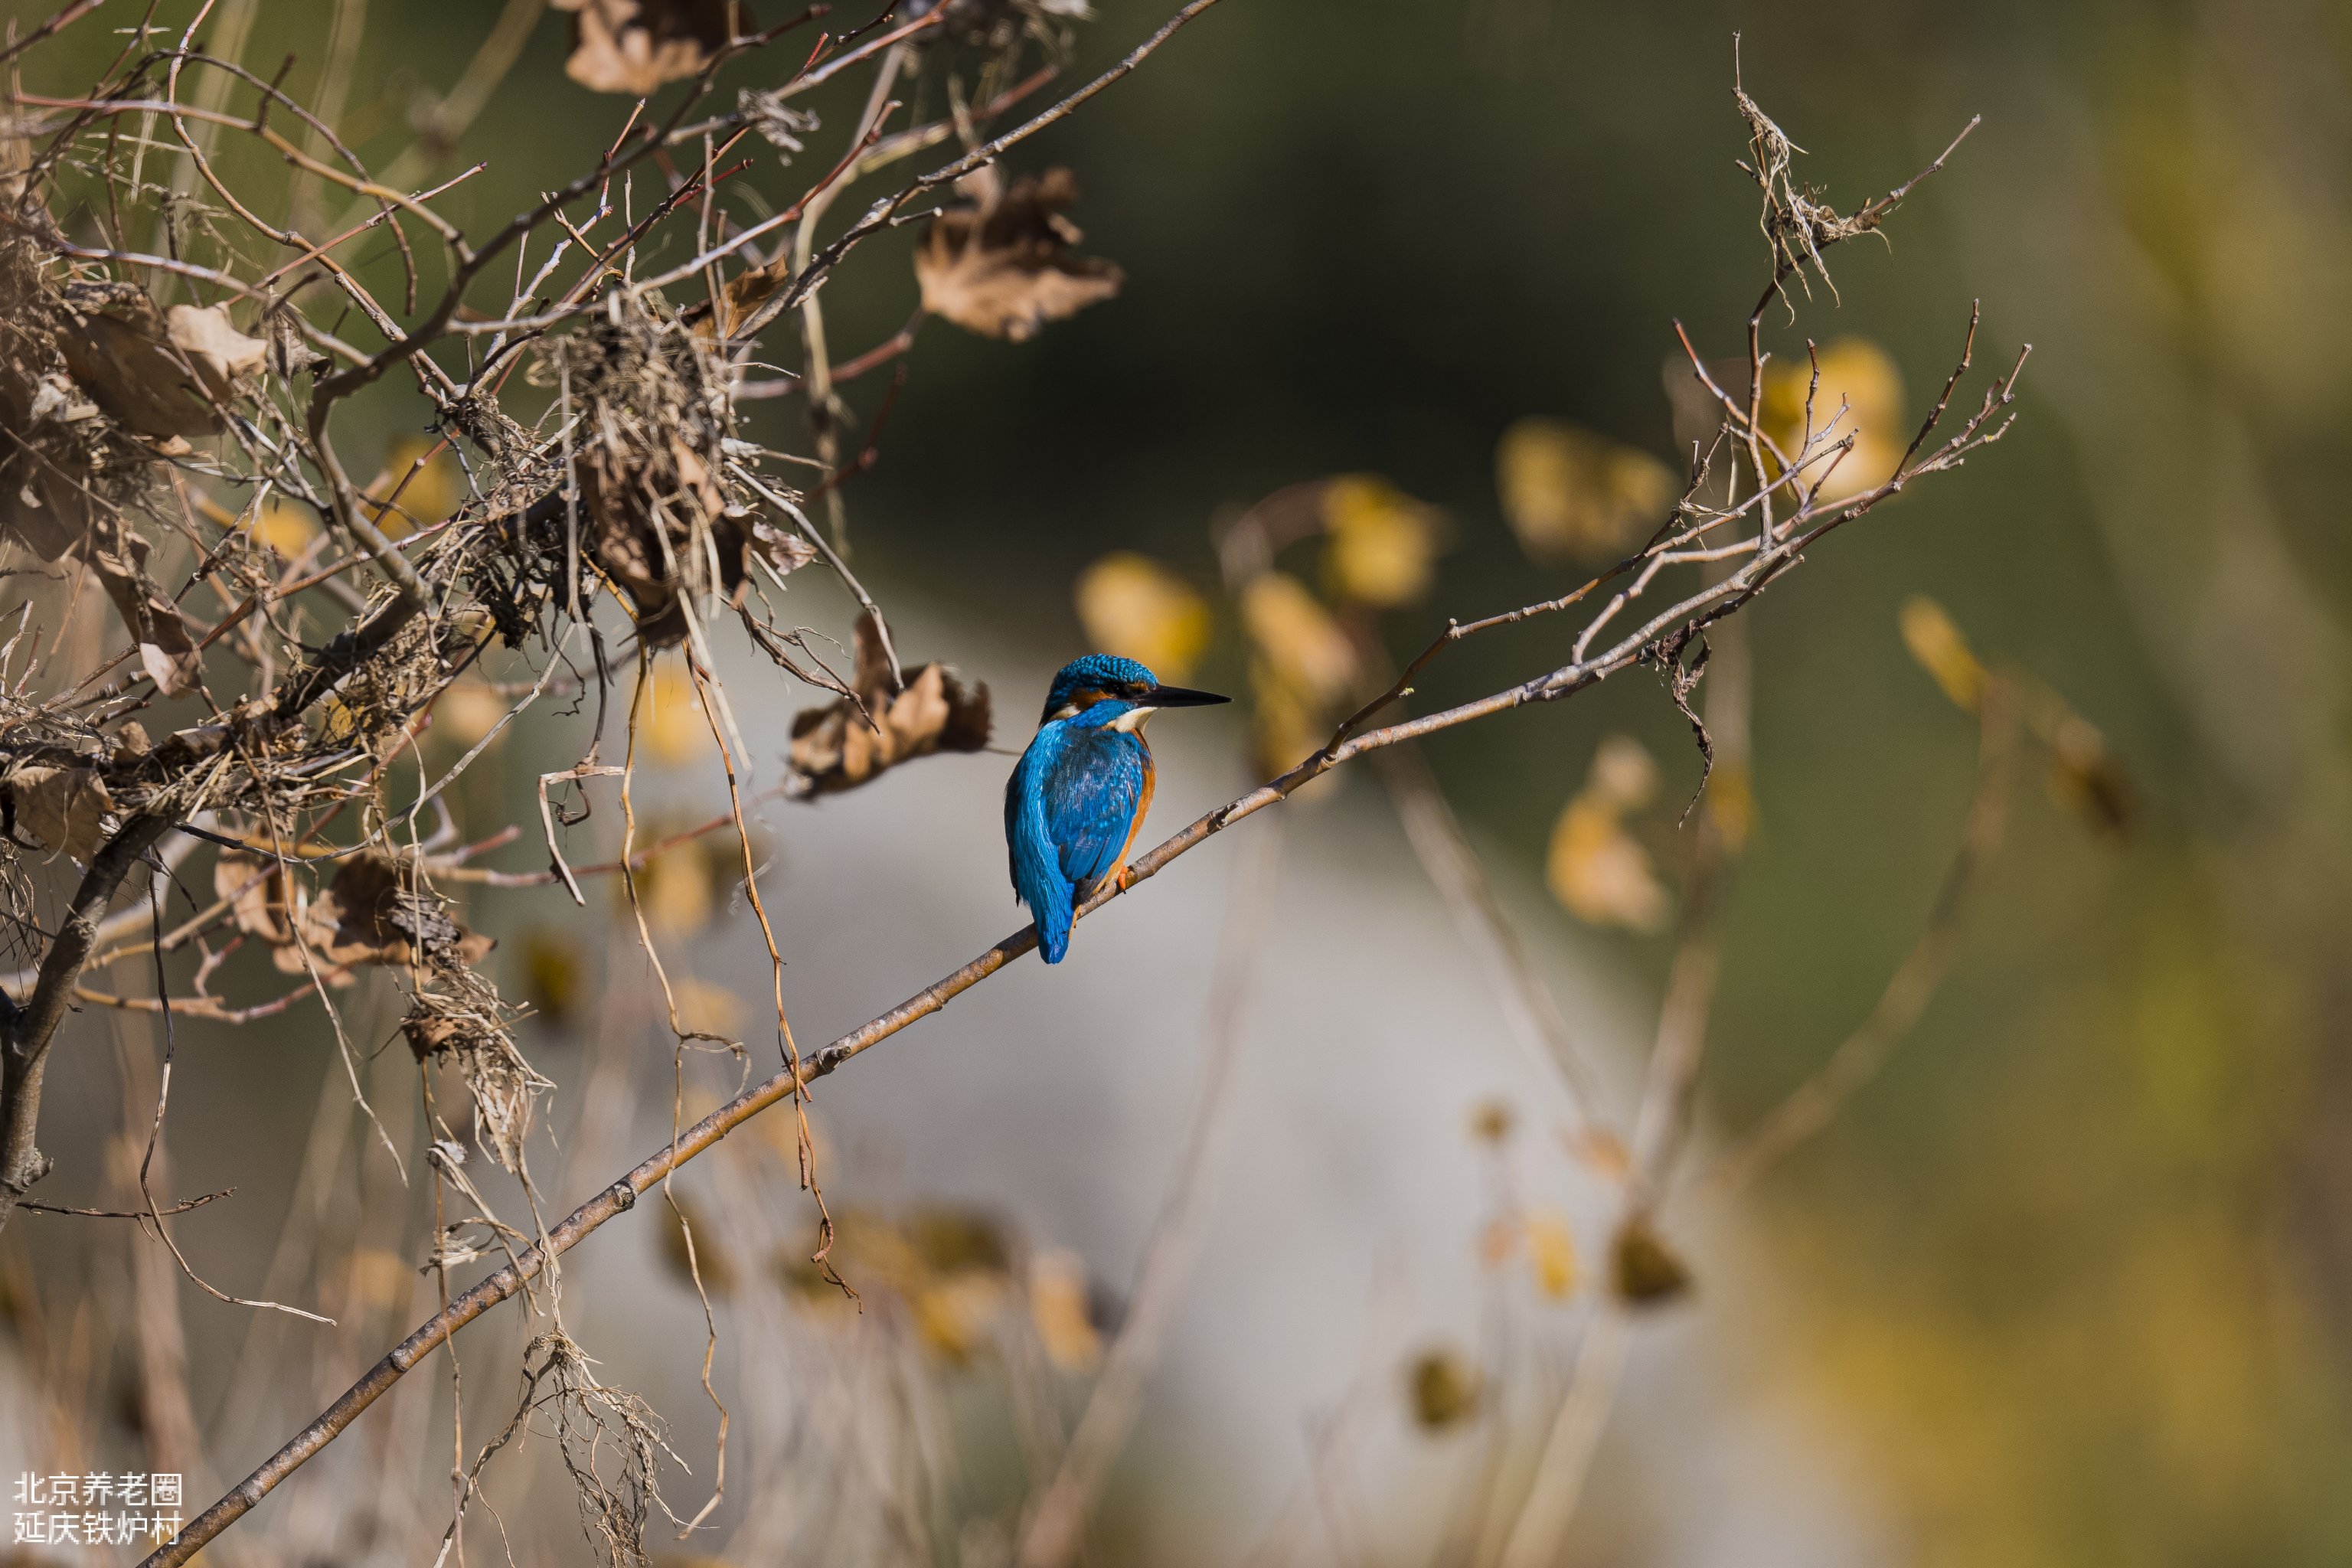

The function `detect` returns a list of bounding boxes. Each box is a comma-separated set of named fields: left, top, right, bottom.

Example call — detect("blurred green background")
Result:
left=15, top=0, right=2352, bottom=1562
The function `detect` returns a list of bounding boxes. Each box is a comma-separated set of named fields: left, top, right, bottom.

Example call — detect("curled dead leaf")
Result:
left=165, top=303, right=266, bottom=400
left=57, top=281, right=221, bottom=439
left=551, top=0, right=738, bottom=95
left=3, top=765, right=119, bottom=864
left=786, top=613, right=991, bottom=797
left=254, top=851, right=495, bottom=978
left=214, top=846, right=299, bottom=945
left=914, top=167, right=1123, bottom=341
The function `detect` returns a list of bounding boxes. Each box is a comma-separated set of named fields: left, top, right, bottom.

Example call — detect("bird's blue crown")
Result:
left=1041, top=653, right=1159, bottom=723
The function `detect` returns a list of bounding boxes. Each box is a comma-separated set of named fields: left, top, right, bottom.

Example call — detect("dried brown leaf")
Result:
left=165, top=303, right=265, bottom=400
left=214, top=848, right=297, bottom=945
left=786, top=613, right=991, bottom=796
left=553, top=0, right=739, bottom=95
left=4, top=765, right=118, bottom=864
left=262, top=852, right=495, bottom=975
left=913, top=168, right=1123, bottom=341
left=56, top=282, right=220, bottom=439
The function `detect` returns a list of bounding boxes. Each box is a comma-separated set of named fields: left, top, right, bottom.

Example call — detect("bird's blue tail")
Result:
left=1036, top=897, right=1073, bottom=964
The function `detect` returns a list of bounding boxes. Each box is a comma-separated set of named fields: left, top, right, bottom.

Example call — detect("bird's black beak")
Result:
left=1142, top=684, right=1230, bottom=709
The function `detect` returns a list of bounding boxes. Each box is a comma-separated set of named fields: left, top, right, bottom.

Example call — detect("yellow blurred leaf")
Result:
left=1900, top=595, right=1988, bottom=714
left=1527, top=1209, right=1579, bottom=1301
left=1029, top=1248, right=1104, bottom=1373
left=433, top=681, right=509, bottom=749
left=318, top=694, right=360, bottom=746
left=1249, top=658, right=1340, bottom=786
left=1587, top=733, right=1661, bottom=811
left=910, top=1206, right=1011, bottom=1275
left=1547, top=799, right=1667, bottom=931
left=1547, top=735, right=1669, bottom=931
left=254, top=498, right=318, bottom=559
left=1762, top=338, right=1905, bottom=504
left=1240, top=572, right=1357, bottom=704
left=638, top=663, right=708, bottom=766
left=916, top=1272, right=1008, bottom=1366
left=1407, top=1345, right=1482, bottom=1431
left=1707, top=756, right=1757, bottom=854
left=348, top=1246, right=413, bottom=1314
left=1321, top=475, right=1440, bottom=609
left=626, top=828, right=715, bottom=935
left=364, top=436, right=460, bottom=541
left=1075, top=552, right=1212, bottom=683
left=521, top=928, right=585, bottom=1027
left=1496, top=417, right=1678, bottom=562
left=671, top=976, right=743, bottom=1040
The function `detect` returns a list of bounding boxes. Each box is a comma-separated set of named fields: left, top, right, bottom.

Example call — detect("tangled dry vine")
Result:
left=0, top=2, right=2028, bottom=1563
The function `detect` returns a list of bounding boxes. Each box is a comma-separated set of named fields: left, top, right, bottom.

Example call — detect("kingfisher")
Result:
left=1005, top=654, right=1229, bottom=963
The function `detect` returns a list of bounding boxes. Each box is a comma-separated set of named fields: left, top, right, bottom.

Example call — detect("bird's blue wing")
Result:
left=1006, top=732, right=1077, bottom=962
left=1044, top=727, right=1148, bottom=900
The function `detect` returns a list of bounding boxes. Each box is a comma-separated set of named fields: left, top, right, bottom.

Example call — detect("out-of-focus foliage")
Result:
left=1029, top=1247, right=1106, bottom=1373
left=1075, top=552, right=1213, bottom=682
left=1609, top=1216, right=1694, bottom=1308
left=1495, top=416, right=1678, bottom=561
left=1320, top=475, right=1442, bottom=609
left=553, top=0, right=733, bottom=95
left=1408, top=1345, right=1483, bottom=1431
left=1546, top=733, right=1668, bottom=932
left=1761, top=337, right=1906, bottom=504
left=639, top=663, right=712, bottom=766
left=1240, top=571, right=1358, bottom=777
left=364, top=435, right=463, bottom=539
left=1900, top=595, right=1991, bottom=714
left=1525, top=1208, right=1580, bottom=1301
